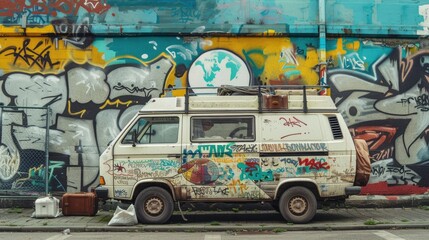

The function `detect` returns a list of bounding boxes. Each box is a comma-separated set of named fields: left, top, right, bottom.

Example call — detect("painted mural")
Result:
left=0, top=0, right=428, bottom=196
left=327, top=41, right=429, bottom=194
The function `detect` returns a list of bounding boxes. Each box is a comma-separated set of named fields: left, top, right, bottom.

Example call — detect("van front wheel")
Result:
left=279, top=186, right=317, bottom=224
left=135, top=187, right=174, bottom=224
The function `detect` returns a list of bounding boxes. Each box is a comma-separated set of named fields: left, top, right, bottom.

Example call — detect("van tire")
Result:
left=279, top=186, right=317, bottom=224
left=135, top=187, right=174, bottom=224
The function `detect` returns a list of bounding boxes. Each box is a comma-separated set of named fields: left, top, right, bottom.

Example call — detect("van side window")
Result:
left=122, top=117, right=179, bottom=144
left=191, top=116, right=254, bottom=142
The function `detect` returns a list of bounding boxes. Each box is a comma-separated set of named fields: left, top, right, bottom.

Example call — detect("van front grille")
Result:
left=328, top=116, right=343, bottom=139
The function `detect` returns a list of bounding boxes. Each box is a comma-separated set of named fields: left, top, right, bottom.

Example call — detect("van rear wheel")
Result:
left=279, top=186, right=317, bottom=224
left=135, top=187, right=173, bottom=224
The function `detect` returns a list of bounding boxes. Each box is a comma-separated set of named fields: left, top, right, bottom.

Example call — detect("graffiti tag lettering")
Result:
left=279, top=116, right=307, bottom=127
left=0, top=39, right=60, bottom=70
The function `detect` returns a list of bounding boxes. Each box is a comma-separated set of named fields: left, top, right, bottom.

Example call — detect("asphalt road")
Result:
left=1, top=229, right=428, bottom=240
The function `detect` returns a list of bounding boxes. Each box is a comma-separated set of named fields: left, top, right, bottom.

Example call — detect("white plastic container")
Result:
left=34, top=196, right=60, bottom=218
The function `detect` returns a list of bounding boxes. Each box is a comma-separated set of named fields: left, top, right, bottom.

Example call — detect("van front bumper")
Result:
left=345, top=186, right=361, bottom=195
left=95, top=186, right=109, bottom=201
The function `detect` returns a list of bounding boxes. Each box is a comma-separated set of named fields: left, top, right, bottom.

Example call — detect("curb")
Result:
left=345, top=195, right=429, bottom=208
left=1, top=223, right=429, bottom=233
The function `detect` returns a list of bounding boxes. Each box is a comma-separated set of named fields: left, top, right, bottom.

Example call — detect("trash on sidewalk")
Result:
left=62, top=228, right=70, bottom=235
left=32, top=195, right=62, bottom=218
left=108, top=204, right=138, bottom=226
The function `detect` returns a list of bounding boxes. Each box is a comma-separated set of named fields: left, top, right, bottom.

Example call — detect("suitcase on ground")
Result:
left=34, top=196, right=60, bottom=218
left=61, top=192, right=98, bottom=216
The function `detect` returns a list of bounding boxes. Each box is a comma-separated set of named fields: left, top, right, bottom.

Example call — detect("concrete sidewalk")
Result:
left=1, top=195, right=429, bottom=233
left=1, top=208, right=429, bottom=233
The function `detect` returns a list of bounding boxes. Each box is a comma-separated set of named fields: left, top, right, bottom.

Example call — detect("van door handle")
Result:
left=168, top=154, right=181, bottom=158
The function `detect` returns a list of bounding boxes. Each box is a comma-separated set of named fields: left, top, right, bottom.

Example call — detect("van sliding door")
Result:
left=181, top=115, right=267, bottom=201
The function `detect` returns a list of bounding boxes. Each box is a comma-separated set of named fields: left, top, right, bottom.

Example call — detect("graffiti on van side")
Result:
left=230, top=143, right=258, bottom=153
left=227, top=180, right=248, bottom=195
left=114, top=189, right=128, bottom=198
left=296, top=157, right=330, bottom=175
left=182, top=142, right=234, bottom=163
left=182, top=148, right=201, bottom=163
left=114, top=162, right=126, bottom=173
left=280, top=157, right=299, bottom=167
left=261, top=157, right=280, bottom=167
left=213, top=153, right=247, bottom=164
left=287, top=143, right=328, bottom=152
left=125, top=159, right=181, bottom=172
left=299, top=157, right=330, bottom=170
left=279, top=116, right=307, bottom=127
left=217, top=165, right=235, bottom=182
left=178, top=159, right=219, bottom=185
left=260, top=143, right=286, bottom=152
left=237, top=161, right=274, bottom=182
left=191, top=186, right=229, bottom=197
left=134, top=168, right=178, bottom=179
left=260, top=157, right=301, bottom=168
left=190, top=185, right=260, bottom=199
left=260, top=157, right=301, bottom=177
left=260, top=143, right=328, bottom=152
left=272, top=166, right=297, bottom=177
left=198, top=143, right=234, bottom=158
left=243, top=191, right=260, bottom=199
left=114, top=175, right=137, bottom=185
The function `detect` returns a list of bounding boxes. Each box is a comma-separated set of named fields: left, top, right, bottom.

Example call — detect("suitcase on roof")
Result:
left=61, top=192, right=98, bottom=216
left=263, top=94, right=288, bottom=109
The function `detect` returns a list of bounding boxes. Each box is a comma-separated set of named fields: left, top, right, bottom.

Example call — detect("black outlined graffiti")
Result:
left=399, top=93, right=429, bottom=112
left=329, top=47, right=429, bottom=188
left=113, top=84, right=157, bottom=95
left=0, top=55, right=173, bottom=192
left=0, top=39, right=60, bottom=70
left=51, top=17, right=94, bottom=49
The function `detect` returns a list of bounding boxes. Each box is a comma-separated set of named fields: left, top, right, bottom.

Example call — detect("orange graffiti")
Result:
left=67, top=100, right=86, bottom=118
left=99, top=99, right=133, bottom=109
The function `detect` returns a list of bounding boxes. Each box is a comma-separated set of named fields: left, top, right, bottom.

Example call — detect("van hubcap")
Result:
left=145, top=197, right=164, bottom=216
left=289, top=196, right=307, bottom=216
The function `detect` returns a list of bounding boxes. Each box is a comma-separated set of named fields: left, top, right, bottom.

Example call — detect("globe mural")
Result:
left=188, top=49, right=251, bottom=95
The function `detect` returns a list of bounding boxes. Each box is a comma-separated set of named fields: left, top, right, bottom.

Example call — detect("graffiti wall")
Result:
left=327, top=40, right=429, bottom=194
left=0, top=0, right=428, bottom=195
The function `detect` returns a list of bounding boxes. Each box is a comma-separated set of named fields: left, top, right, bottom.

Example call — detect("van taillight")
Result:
left=99, top=176, right=106, bottom=185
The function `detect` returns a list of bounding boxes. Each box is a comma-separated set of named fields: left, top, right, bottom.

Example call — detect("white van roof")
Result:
left=140, top=85, right=337, bottom=114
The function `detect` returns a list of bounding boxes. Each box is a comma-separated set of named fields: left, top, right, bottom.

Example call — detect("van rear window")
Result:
left=191, top=116, right=255, bottom=142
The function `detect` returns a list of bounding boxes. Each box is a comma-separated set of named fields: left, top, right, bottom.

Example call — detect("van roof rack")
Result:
left=160, top=85, right=331, bottom=114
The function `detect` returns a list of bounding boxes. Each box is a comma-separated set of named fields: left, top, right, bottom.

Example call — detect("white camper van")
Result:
left=96, top=86, right=370, bottom=224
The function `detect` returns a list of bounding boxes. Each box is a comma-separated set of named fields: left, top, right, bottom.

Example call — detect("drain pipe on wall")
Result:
left=318, top=0, right=328, bottom=94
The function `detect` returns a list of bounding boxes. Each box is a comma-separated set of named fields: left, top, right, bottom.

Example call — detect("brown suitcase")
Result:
left=263, top=95, right=288, bottom=109
left=61, top=192, right=98, bottom=216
